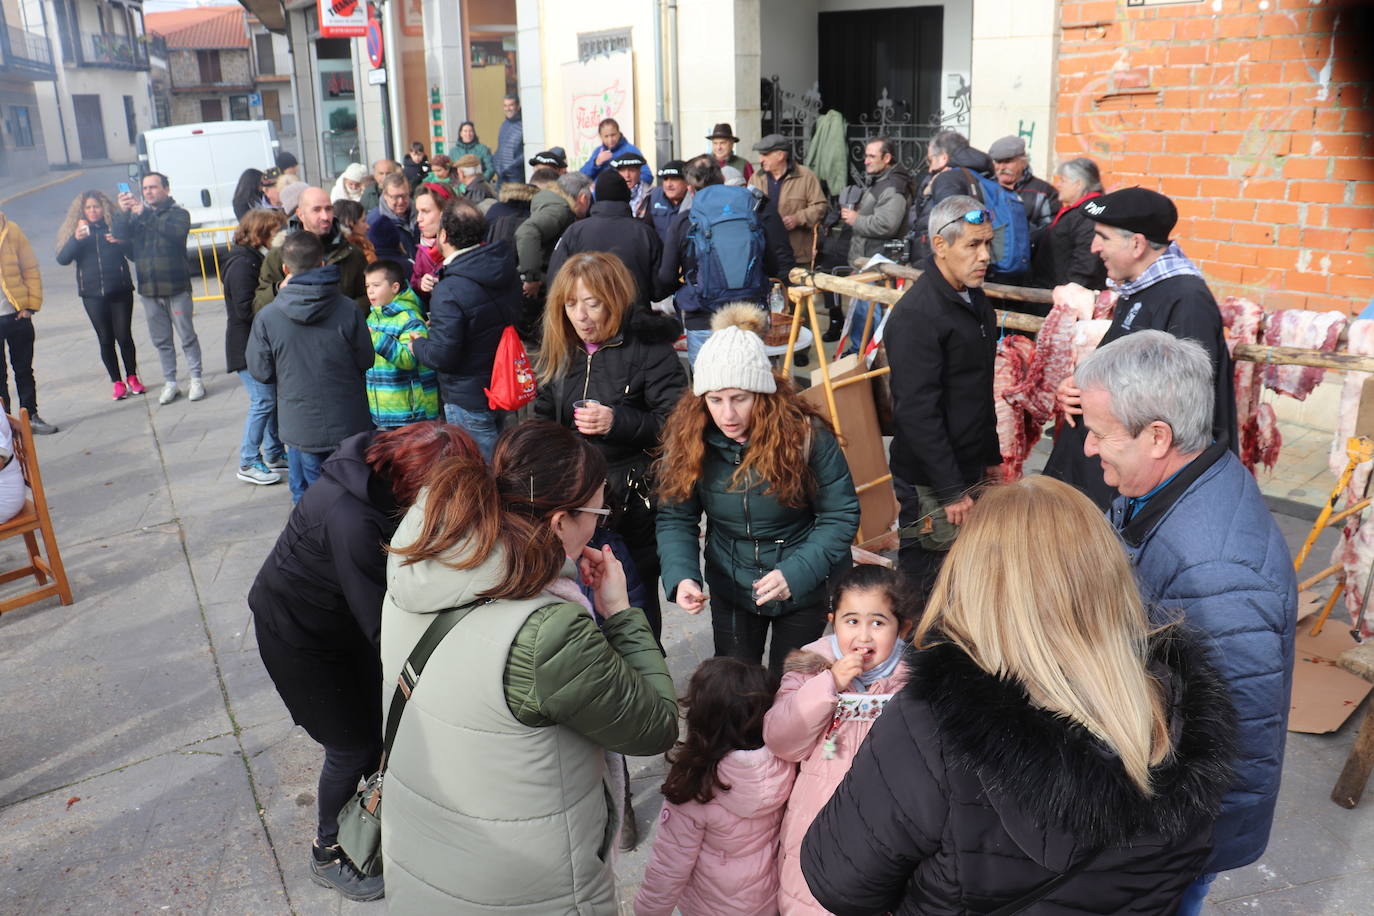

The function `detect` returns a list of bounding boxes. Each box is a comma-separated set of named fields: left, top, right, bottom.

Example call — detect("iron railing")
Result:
left=79, top=31, right=149, bottom=69
left=1, top=25, right=55, bottom=78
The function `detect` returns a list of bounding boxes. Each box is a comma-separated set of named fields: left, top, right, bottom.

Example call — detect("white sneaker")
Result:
left=188, top=378, right=206, bottom=401
left=158, top=382, right=180, bottom=405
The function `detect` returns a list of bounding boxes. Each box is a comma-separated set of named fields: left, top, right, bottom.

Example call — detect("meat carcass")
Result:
left=1262, top=309, right=1348, bottom=400
left=1220, top=297, right=1281, bottom=472
left=1329, top=319, right=1374, bottom=636
left=994, top=334, right=1039, bottom=480
left=1003, top=284, right=1097, bottom=423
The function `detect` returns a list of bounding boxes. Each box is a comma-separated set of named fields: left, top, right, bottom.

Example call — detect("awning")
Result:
left=234, top=0, right=285, bottom=33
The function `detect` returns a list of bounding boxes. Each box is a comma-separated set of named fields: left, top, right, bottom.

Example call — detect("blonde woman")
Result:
left=802, top=475, right=1237, bottom=915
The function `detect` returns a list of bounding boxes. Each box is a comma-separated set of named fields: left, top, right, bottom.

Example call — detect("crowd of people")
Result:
left=0, top=93, right=1302, bottom=914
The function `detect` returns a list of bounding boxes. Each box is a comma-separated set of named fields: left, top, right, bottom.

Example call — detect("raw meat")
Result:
left=1003, top=284, right=1098, bottom=423
left=993, top=334, right=1039, bottom=480
left=1262, top=309, right=1347, bottom=400
left=1072, top=319, right=1112, bottom=366
left=1220, top=297, right=1281, bottom=472
left=1329, top=319, right=1374, bottom=637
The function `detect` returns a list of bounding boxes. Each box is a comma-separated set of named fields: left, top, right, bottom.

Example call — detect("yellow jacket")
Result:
left=0, top=214, right=42, bottom=313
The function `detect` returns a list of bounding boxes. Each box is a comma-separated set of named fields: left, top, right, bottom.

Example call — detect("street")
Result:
left=0, top=165, right=1370, bottom=915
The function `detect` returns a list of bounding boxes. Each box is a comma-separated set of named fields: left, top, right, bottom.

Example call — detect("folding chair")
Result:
left=0, top=409, right=73, bottom=613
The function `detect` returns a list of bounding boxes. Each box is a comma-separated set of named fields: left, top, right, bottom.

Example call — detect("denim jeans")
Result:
left=237, top=370, right=283, bottom=467
left=444, top=402, right=500, bottom=459
left=287, top=447, right=330, bottom=504
left=1174, top=872, right=1217, bottom=916
left=685, top=328, right=712, bottom=367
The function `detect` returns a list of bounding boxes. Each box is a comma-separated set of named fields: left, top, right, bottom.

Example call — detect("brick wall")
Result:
left=1055, top=0, right=1373, bottom=314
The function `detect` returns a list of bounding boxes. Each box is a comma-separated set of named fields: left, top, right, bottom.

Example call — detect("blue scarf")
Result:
left=1109, top=241, right=1203, bottom=298
left=829, top=635, right=908, bottom=693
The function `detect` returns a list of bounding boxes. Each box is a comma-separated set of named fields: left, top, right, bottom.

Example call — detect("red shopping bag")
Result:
left=485, top=325, right=537, bottom=410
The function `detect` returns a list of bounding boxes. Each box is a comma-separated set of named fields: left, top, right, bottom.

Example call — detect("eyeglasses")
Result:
left=574, top=505, right=611, bottom=518
left=935, top=209, right=993, bottom=237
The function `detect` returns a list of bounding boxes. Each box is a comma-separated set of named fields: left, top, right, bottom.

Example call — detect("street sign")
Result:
left=248, top=92, right=262, bottom=106
left=366, top=4, right=384, bottom=68
left=368, top=67, right=386, bottom=86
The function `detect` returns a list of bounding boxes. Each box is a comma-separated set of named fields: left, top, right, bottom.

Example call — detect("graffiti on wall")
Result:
left=562, top=50, right=635, bottom=167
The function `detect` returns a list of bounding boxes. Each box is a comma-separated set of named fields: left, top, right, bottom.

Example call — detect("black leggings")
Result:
left=711, top=601, right=828, bottom=674
left=317, top=742, right=382, bottom=847
left=82, top=291, right=137, bottom=382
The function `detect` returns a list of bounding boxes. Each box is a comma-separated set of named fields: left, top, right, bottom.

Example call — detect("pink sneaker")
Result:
left=112, top=380, right=128, bottom=401
left=126, top=374, right=146, bottom=396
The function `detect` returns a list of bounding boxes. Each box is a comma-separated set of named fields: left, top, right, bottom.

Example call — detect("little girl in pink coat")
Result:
left=636, top=658, right=796, bottom=916
left=763, top=564, right=914, bottom=915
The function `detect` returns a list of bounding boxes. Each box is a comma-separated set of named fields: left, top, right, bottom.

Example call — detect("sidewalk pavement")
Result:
left=0, top=229, right=1369, bottom=914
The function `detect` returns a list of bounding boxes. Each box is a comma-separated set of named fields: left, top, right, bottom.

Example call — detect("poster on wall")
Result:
left=561, top=50, right=635, bottom=169
left=318, top=0, right=367, bottom=38
left=400, top=0, right=422, bottom=37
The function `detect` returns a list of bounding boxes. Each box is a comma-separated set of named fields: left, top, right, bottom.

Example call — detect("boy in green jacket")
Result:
left=363, top=260, right=439, bottom=428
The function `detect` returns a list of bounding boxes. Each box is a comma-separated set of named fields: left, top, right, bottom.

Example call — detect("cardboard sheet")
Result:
left=1289, top=599, right=1373, bottom=734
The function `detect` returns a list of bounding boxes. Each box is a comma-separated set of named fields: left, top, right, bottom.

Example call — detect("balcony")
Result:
left=78, top=31, right=149, bottom=70
left=0, top=25, right=56, bottom=80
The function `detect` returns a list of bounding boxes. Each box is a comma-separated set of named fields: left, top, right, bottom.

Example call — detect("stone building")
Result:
left=146, top=5, right=254, bottom=126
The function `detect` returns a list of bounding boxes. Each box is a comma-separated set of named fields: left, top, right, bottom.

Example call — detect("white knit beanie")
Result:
left=692, top=303, right=777, bottom=396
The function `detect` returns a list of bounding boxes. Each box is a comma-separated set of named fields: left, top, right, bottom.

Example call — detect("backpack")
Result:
left=484, top=325, right=537, bottom=410
left=958, top=167, right=1031, bottom=277
left=683, top=185, right=768, bottom=312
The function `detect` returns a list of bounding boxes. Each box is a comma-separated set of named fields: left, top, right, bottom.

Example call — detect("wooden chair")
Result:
left=0, top=409, right=73, bottom=613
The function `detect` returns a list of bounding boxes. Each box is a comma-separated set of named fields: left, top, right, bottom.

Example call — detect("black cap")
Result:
left=609, top=152, right=647, bottom=170
left=528, top=148, right=567, bottom=168
left=1081, top=187, right=1178, bottom=245
left=657, top=159, right=686, bottom=180
left=594, top=168, right=631, bottom=203
left=275, top=150, right=298, bottom=171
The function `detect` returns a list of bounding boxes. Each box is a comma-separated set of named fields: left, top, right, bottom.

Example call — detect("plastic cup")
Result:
left=572, top=399, right=600, bottom=412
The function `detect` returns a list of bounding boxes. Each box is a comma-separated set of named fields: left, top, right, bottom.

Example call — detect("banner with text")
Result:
left=561, top=50, right=635, bottom=169
left=319, top=0, right=367, bottom=38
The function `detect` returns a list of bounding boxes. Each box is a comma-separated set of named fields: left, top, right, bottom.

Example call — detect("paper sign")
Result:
left=319, top=0, right=366, bottom=38
left=561, top=50, right=635, bottom=169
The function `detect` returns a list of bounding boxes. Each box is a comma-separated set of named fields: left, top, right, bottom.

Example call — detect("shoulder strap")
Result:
left=378, top=596, right=492, bottom=769
left=983, top=847, right=1103, bottom=916
left=959, top=168, right=985, bottom=204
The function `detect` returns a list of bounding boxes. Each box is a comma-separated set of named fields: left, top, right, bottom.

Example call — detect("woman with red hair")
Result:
left=247, top=421, right=480, bottom=902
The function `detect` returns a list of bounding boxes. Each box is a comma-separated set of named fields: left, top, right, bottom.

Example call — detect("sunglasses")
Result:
left=935, top=209, right=993, bottom=237
left=575, top=505, right=611, bottom=518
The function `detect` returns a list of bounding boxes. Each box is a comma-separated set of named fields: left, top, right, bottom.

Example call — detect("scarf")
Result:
left=1051, top=190, right=1101, bottom=228
left=1110, top=241, right=1203, bottom=298
left=545, top=559, right=595, bottom=617
left=829, top=635, right=908, bottom=693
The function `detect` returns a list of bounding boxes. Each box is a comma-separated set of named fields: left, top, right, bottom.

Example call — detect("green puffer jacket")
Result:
left=380, top=493, right=679, bottom=914
left=657, top=422, right=860, bottom=617
left=447, top=138, right=496, bottom=181
left=514, top=187, right=576, bottom=280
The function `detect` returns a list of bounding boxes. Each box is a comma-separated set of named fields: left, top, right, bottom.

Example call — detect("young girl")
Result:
left=763, top=563, right=914, bottom=915
left=635, top=658, right=796, bottom=916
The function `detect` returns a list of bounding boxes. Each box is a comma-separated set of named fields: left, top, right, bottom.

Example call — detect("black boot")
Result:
left=822, top=306, right=844, bottom=342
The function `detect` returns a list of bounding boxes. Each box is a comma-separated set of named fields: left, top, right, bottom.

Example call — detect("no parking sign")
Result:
left=366, top=4, right=384, bottom=68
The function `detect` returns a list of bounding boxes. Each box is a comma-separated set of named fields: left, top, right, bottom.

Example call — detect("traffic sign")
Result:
left=366, top=5, right=384, bottom=68
left=248, top=92, right=262, bottom=106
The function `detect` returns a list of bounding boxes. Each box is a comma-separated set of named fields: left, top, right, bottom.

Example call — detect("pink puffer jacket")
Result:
left=764, top=637, right=910, bottom=915
left=634, top=747, right=796, bottom=916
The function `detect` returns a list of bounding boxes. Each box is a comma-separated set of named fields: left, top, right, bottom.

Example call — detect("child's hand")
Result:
left=831, top=650, right=865, bottom=691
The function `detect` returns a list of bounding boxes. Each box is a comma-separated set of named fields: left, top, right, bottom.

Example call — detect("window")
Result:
left=197, top=49, right=222, bottom=84
left=123, top=95, right=137, bottom=142
left=229, top=95, right=249, bottom=121
left=200, top=98, right=224, bottom=121
left=255, top=33, right=275, bottom=75
left=52, top=0, right=75, bottom=62
left=9, top=107, right=33, bottom=148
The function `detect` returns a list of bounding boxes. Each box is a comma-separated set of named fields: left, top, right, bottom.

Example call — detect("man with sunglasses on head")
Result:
left=885, top=195, right=1002, bottom=608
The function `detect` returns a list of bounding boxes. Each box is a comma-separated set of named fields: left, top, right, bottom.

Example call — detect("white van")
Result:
left=131, top=120, right=280, bottom=254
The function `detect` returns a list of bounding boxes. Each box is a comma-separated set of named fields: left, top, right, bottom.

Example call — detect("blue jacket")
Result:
left=494, top=114, right=525, bottom=185
left=411, top=242, right=521, bottom=411
left=1110, top=445, right=1296, bottom=872
left=642, top=186, right=680, bottom=242
left=366, top=204, right=417, bottom=267
left=579, top=137, right=653, bottom=185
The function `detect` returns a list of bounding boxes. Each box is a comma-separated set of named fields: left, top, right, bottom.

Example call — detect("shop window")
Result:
left=9, top=108, right=33, bottom=148
left=229, top=96, right=250, bottom=120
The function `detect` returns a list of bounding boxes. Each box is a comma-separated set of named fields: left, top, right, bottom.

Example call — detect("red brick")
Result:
left=1285, top=269, right=1332, bottom=294
left=1281, top=157, right=1330, bottom=180
left=1289, top=181, right=1348, bottom=204
left=1349, top=230, right=1374, bottom=252
left=1327, top=252, right=1370, bottom=275
left=1315, top=134, right=1367, bottom=157
left=1184, top=240, right=1219, bottom=262
left=1062, top=0, right=1117, bottom=27
left=1300, top=227, right=1353, bottom=251
left=1303, top=293, right=1364, bottom=316
left=1235, top=223, right=1277, bottom=245
left=1150, top=154, right=1190, bottom=176
left=1189, top=156, right=1231, bottom=177
left=1259, top=11, right=1308, bottom=37
left=1164, top=133, right=1204, bottom=154
left=1199, top=177, right=1244, bottom=198
left=1206, top=261, right=1248, bottom=284
left=1239, top=60, right=1285, bottom=85
left=1153, top=66, right=1194, bottom=88
left=1313, top=110, right=1345, bottom=132
left=1202, top=133, right=1244, bottom=156
left=1306, top=204, right=1329, bottom=227
left=1132, top=19, right=1176, bottom=42
left=1175, top=17, right=1216, bottom=41
left=1240, top=265, right=1284, bottom=287
left=1130, top=134, right=1165, bottom=153
left=1267, top=36, right=1320, bottom=61
left=1244, top=179, right=1287, bottom=201
left=1175, top=197, right=1211, bottom=220
left=1244, top=86, right=1292, bottom=108
left=1167, top=44, right=1209, bottom=67
left=1215, top=199, right=1257, bottom=220
left=1332, top=159, right=1374, bottom=183
left=1276, top=225, right=1303, bottom=248
left=1191, top=218, right=1234, bottom=242
left=1264, top=202, right=1301, bottom=224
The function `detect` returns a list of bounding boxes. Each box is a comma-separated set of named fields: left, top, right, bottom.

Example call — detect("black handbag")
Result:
left=336, top=597, right=491, bottom=876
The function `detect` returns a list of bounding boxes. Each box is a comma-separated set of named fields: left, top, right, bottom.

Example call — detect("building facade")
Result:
left=0, top=0, right=56, bottom=179
left=147, top=5, right=255, bottom=126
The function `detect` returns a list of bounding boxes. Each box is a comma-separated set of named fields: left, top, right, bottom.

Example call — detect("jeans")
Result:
left=316, top=743, right=381, bottom=847
left=0, top=312, right=36, bottom=414
left=237, top=370, right=283, bottom=467
left=444, top=402, right=500, bottom=459
left=711, top=601, right=827, bottom=675
left=839, top=299, right=880, bottom=357
left=82, top=291, right=137, bottom=382
left=685, top=328, right=712, bottom=367
left=140, top=291, right=201, bottom=383
left=1175, top=872, right=1217, bottom=916
left=287, top=447, right=330, bottom=504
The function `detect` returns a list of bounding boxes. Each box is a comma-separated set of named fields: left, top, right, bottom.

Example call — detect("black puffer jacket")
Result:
left=1031, top=195, right=1107, bottom=294
left=532, top=310, right=686, bottom=465
left=802, top=631, right=1237, bottom=916
left=910, top=147, right=995, bottom=262
left=221, top=244, right=264, bottom=373
left=411, top=241, right=522, bottom=410
left=248, top=430, right=396, bottom=747
left=55, top=220, right=134, bottom=300
left=546, top=199, right=663, bottom=305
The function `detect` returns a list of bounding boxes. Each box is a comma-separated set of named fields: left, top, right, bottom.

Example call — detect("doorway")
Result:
left=72, top=95, right=108, bottom=160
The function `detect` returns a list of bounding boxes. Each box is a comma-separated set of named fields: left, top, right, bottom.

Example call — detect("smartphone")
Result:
left=117, top=182, right=131, bottom=195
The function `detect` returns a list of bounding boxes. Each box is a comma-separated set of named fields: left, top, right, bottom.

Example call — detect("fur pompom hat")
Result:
left=692, top=303, right=777, bottom=396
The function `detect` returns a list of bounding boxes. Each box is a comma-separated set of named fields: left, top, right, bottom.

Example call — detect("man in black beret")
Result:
left=1041, top=186, right=1237, bottom=509
left=643, top=160, right=688, bottom=243
left=528, top=148, right=568, bottom=173
left=610, top=151, right=651, bottom=218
